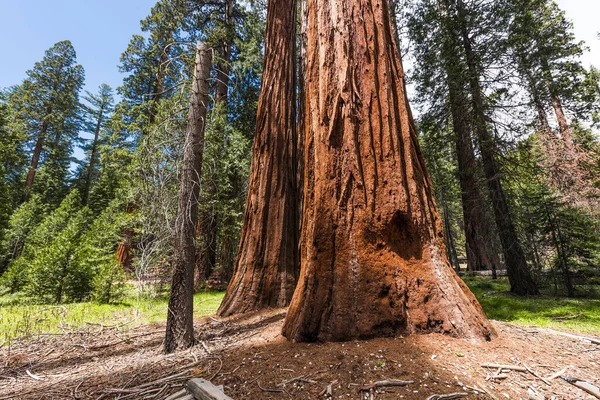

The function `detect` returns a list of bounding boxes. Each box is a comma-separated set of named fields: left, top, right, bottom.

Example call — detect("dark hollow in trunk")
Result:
left=217, top=0, right=299, bottom=316
left=281, top=0, right=495, bottom=342
left=165, top=43, right=212, bottom=353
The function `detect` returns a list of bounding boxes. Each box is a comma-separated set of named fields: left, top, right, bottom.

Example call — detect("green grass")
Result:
left=463, top=276, right=600, bottom=334
left=3, top=277, right=599, bottom=344
left=0, top=286, right=224, bottom=343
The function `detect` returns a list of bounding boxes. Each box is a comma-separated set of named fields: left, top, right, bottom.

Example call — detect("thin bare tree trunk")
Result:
left=165, top=43, right=212, bottom=353
left=282, top=0, right=495, bottom=342
left=194, top=0, right=234, bottom=285
left=217, top=0, right=298, bottom=316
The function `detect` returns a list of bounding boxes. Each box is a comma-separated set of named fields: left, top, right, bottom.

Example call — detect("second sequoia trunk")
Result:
left=217, top=0, right=298, bottom=316
left=282, top=0, right=495, bottom=342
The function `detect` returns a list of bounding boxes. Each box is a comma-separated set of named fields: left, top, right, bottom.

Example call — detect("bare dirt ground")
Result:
left=1, top=309, right=598, bottom=399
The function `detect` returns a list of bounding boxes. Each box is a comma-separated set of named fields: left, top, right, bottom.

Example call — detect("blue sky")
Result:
left=0, top=0, right=157, bottom=94
left=0, top=1, right=597, bottom=96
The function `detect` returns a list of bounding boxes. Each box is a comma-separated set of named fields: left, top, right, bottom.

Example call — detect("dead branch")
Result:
left=426, top=393, right=469, bottom=400
left=560, top=376, right=600, bottom=399
left=523, top=363, right=551, bottom=386
left=257, top=381, right=284, bottom=393
left=164, top=389, right=187, bottom=400
left=481, top=363, right=527, bottom=372
left=543, top=329, right=600, bottom=345
left=359, top=379, right=413, bottom=391
left=547, top=366, right=569, bottom=380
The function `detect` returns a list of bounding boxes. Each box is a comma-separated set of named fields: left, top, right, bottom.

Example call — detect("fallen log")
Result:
left=561, top=376, right=600, bottom=399
left=544, top=329, right=600, bottom=345
left=187, top=378, right=233, bottom=400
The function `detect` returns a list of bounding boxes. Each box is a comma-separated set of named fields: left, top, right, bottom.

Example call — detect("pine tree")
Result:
left=8, top=41, right=85, bottom=202
left=79, top=84, right=114, bottom=205
left=0, top=195, right=46, bottom=282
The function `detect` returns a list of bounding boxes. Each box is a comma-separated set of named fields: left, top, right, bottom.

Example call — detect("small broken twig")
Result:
left=359, top=379, right=413, bottom=391
left=481, top=363, right=527, bottom=372
left=426, top=393, right=469, bottom=400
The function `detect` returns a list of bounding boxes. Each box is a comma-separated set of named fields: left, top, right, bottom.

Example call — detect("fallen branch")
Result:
left=359, top=379, right=414, bottom=391
left=481, top=363, right=527, bottom=372
left=25, top=370, right=44, bottom=381
left=527, top=387, right=544, bottom=400
left=547, top=366, right=569, bottom=380
left=426, top=393, right=469, bottom=400
left=257, top=381, right=284, bottom=393
left=475, top=382, right=499, bottom=400
left=560, top=376, right=600, bottom=399
left=319, top=379, right=339, bottom=396
left=543, top=329, right=600, bottom=345
left=523, top=363, right=551, bottom=386
left=164, top=389, right=187, bottom=400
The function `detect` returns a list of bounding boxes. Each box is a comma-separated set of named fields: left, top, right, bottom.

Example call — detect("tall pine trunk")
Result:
left=282, top=0, right=495, bottom=342
left=83, top=108, right=105, bottom=205
left=24, top=121, right=48, bottom=200
left=217, top=0, right=298, bottom=316
left=195, top=0, right=234, bottom=285
left=165, top=43, right=212, bottom=353
left=438, top=0, right=499, bottom=276
left=455, top=0, right=538, bottom=295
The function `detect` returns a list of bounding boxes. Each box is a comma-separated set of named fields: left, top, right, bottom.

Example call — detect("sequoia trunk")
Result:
left=281, top=0, right=495, bottom=342
left=165, top=43, right=211, bottom=353
left=216, top=0, right=298, bottom=316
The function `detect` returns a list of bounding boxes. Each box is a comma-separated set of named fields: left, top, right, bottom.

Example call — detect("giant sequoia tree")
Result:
left=282, top=0, right=494, bottom=341
left=217, top=0, right=298, bottom=316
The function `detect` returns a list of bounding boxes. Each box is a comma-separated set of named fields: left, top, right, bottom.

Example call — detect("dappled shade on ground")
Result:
left=1, top=308, right=599, bottom=399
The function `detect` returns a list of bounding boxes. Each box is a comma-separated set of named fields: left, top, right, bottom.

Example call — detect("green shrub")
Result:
left=91, top=261, right=127, bottom=304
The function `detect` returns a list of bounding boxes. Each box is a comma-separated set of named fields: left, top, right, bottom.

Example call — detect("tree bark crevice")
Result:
left=282, top=0, right=495, bottom=342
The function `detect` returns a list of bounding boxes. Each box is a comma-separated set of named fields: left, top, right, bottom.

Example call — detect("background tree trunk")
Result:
left=454, top=0, right=538, bottom=295
left=281, top=0, right=495, bottom=342
left=438, top=0, right=500, bottom=276
left=165, top=43, right=212, bottom=353
left=217, top=0, right=299, bottom=316
left=83, top=108, right=105, bottom=205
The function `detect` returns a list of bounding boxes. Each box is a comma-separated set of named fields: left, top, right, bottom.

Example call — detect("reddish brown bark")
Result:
left=23, top=121, right=48, bottom=200
left=217, top=0, right=298, bottom=316
left=551, top=94, right=574, bottom=151
left=115, top=227, right=134, bottom=271
left=281, top=0, right=495, bottom=342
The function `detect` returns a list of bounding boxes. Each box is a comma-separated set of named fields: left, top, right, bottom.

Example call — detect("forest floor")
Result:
left=1, top=308, right=599, bottom=400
